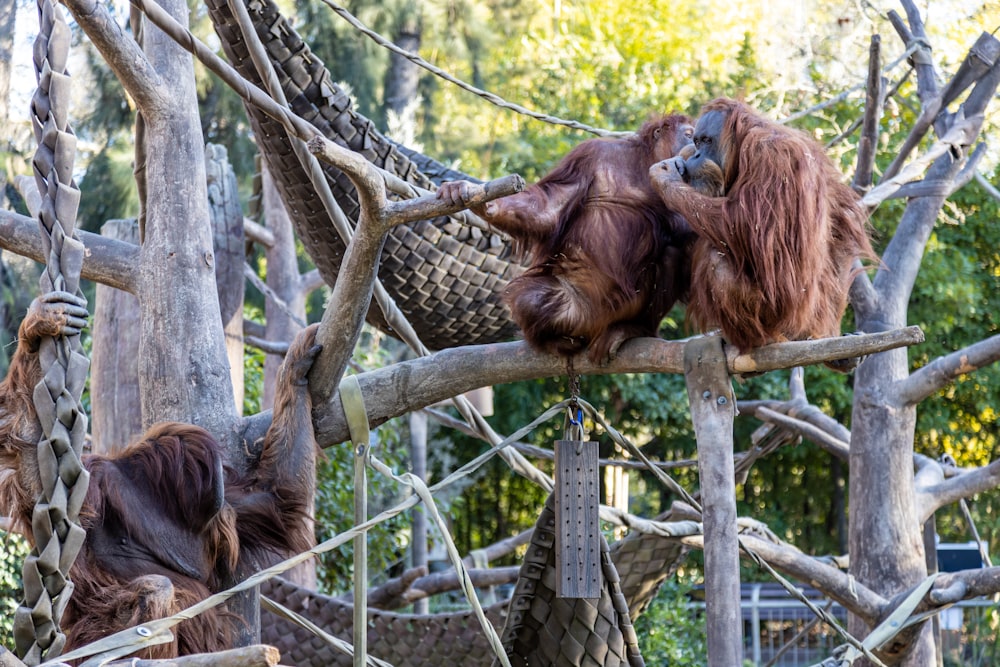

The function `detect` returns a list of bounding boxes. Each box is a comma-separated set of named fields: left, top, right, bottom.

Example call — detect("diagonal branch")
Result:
left=299, top=142, right=523, bottom=403
left=894, top=334, right=1000, bottom=406
left=681, top=533, right=886, bottom=626
left=61, top=0, right=163, bottom=114
left=916, top=456, right=1000, bottom=523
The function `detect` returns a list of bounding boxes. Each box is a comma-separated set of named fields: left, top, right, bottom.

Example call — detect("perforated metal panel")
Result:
left=555, top=440, right=601, bottom=599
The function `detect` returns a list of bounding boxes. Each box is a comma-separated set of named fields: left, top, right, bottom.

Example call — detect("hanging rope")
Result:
left=13, top=0, right=90, bottom=662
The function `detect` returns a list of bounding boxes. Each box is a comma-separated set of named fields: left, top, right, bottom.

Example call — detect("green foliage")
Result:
left=945, top=606, right=1000, bottom=667
left=0, top=533, right=29, bottom=650
left=77, top=143, right=141, bottom=231
left=313, top=330, right=411, bottom=594
left=313, top=421, right=410, bottom=594
left=633, top=579, right=707, bottom=664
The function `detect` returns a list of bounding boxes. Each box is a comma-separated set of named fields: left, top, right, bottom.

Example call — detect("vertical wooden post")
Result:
left=353, top=438, right=368, bottom=667
left=92, top=219, right=142, bottom=455
left=409, top=410, right=429, bottom=615
left=554, top=437, right=601, bottom=598
left=684, top=336, right=742, bottom=667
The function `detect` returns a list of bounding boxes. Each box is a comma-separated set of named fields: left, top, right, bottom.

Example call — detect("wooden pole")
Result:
left=684, top=336, right=742, bottom=666
left=409, top=410, right=429, bottom=615
left=354, top=438, right=368, bottom=667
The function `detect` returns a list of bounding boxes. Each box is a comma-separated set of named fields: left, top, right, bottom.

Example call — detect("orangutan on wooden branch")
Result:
left=438, top=113, right=696, bottom=363
left=649, top=98, right=877, bottom=367
left=0, top=292, right=320, bottom=658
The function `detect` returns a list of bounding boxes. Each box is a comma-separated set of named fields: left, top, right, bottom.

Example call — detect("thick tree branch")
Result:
left=872, top=567, right=1000, bottom=662
left=0, top=209, right=138, bottom=292
left=915, top=456, right=1000, bottom=522
left=62, top=0, right=165, bottom=114
left=124, top=0, right=493, bottom=239
left=862, top=113, right=982, bottom=208
left=873, top=31, right=1000, bottom=322
left=239, top=327, right=923, bottom=447
left=895, top=334, right=1000, bottom=406
left=104, top=645, right=280, bottom=667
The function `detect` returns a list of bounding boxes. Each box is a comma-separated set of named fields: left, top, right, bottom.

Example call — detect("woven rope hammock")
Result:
left=204, top=0, right=523, bottom=351
left=13, top=0, right=90, bottom=662
left=260, top=507, right=688, bottom=666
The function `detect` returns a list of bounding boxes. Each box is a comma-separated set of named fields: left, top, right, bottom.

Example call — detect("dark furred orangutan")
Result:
left=437, top=114, right=696, bottom=362
left=0, top=292, right=319, bottom=658
left=649, top=98, right=876, bottom=358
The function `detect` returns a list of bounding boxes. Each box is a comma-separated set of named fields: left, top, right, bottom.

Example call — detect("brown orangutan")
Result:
left=649, top=98, right=876, bottom=361
left=437, top=114, right=696, bottom=362
left=0, top=292, right=319, bottom=658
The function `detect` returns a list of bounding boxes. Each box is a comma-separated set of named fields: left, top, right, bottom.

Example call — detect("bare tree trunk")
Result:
left=383, top=7, right=421, bottom=114
left=261, top=163, right=305, bottom=409
left=133, top=0, right=237, bottom=441
left=0, top=257, right=9, bottom=374
left=409, top=409, right=429, bottom=615
left=130, top=0, right=252, bottom=643
left=206, top=144, right=245, bottom=414
left=849, top=345, right=931, bottom=665
left=91, top=219, right=142, bottom=454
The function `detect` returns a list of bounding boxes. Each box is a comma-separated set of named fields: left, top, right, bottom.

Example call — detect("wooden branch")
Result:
left=243, top=217, right=275, bottom=247
left=882, top=23, right=998, bottom=189
left=696, top=534, right=886, bottom=626
left=303, top=174, right=521, bottom=406
left=301, top=268, right=325, bottom=295
left=890, top=3, right=938, bottom=104
left=244, top=335, right=290, bottom=356
left=863, top=113, right=983, bottom=207
left=383, top=175, right=525, bottom=225
left=848, top=259, right=880, bottom=324
left=684, top=336, right=741, bottom=667
left=728, top=326, right=924, bottom=376
left=874, top=566, right=1000, bottom=661
left=853, top=34, right=883, bottom=193
left=0, top=209, right=138, bottom=292
left=894, top=333, right=1000, bottom=406
left=61, top=0, right=164, bottom=114
left=926, top=567, right=1000, bottom=606
left=754, top=407, right=850, bottom=462
left=917, top=458, right=1000, bottom=523
left=0, top=648, right=26, bottom=667
left=255, top=328, right=922, bottom=448
left=104, top=645, right=280, bottom=667
left=367, top=566, right=521, bottom=610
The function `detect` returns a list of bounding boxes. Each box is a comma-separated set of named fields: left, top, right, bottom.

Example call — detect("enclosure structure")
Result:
left=1, top=0, right=1000, bottom=666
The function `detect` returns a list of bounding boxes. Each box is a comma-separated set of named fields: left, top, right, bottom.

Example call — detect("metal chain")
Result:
left=563, top=357, right=585, bottom=441
left=13, top=0, right=90, bottom=662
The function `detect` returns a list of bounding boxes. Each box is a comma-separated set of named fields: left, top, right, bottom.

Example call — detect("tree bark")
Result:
left=261, top=163, right=305, bottom=409
left=205, top=143, right=245, bottom=414
left=382, top=3, right=422, bottom=139
left=91, top=219, right=142, bottom=453
left=132, top=0, right=238, bottom=442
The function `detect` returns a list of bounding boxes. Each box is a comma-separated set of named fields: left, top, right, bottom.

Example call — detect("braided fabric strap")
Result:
left=13, top=0, right=90, bottom=662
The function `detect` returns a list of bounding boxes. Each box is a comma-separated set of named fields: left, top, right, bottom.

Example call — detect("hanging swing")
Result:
left=12, top=0, right=91, bottom=662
